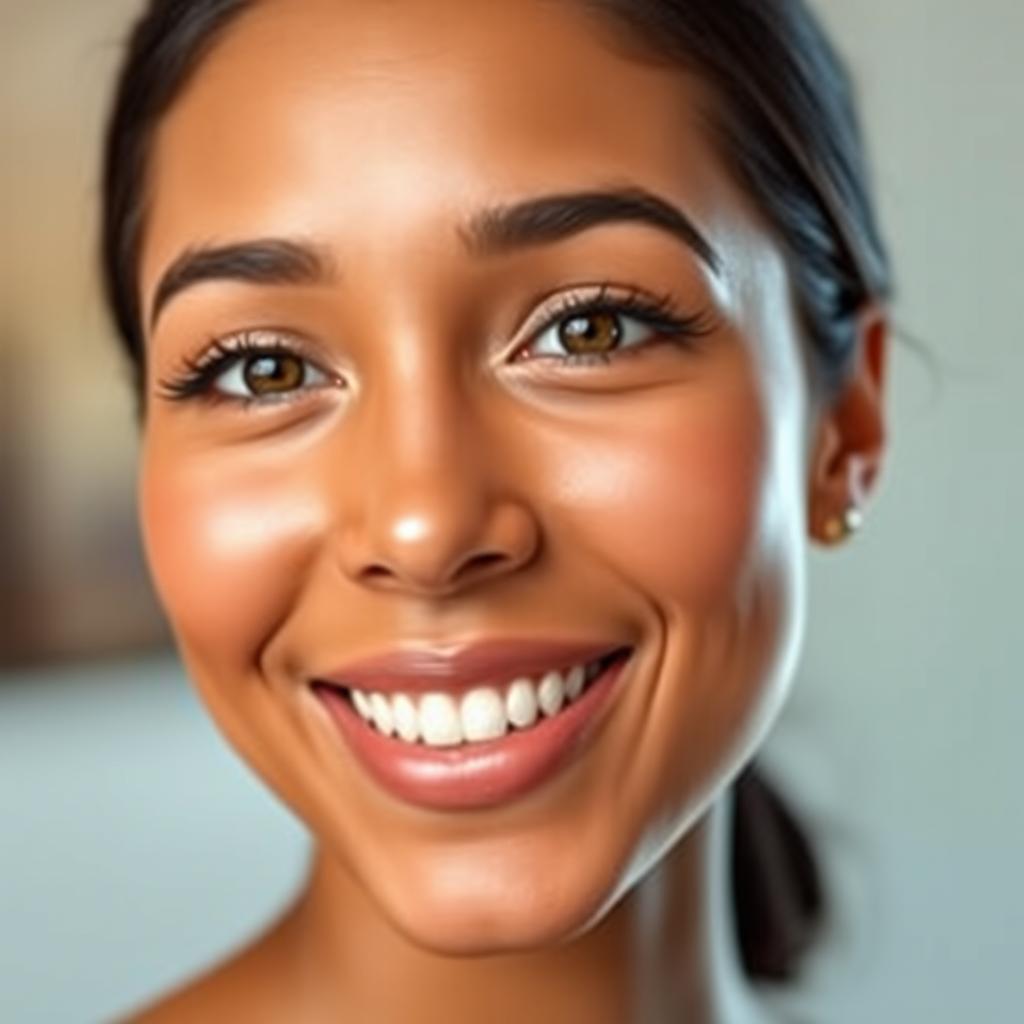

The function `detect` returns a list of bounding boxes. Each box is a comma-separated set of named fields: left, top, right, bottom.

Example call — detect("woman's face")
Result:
left=139, top=0, right=820, bottom=952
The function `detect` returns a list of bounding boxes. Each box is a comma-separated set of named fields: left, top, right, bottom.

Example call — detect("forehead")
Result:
left=142, top=0, right=757, bottom=296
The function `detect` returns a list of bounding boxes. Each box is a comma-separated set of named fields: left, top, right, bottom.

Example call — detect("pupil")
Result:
left=245, top=355, right=302, bottom=393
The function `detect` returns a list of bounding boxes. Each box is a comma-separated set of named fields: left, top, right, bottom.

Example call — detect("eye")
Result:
left=529, top=309, right=654, bottom=365
left=514, top=285, right=714, bottom=368
left=156, top=330, right=336, bottom=405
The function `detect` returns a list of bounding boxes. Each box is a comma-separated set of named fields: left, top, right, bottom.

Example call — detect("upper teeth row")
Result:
left=349, top=658, right=605, bottom=747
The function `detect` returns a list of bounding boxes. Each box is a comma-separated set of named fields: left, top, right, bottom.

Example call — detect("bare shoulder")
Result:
left=116, top=919, right=294, bottom=1024
left=117, top=966, right=242, bottom=1024
left=116, top=951, right=268, bottom=1024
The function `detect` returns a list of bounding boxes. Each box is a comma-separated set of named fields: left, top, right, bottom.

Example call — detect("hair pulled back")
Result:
left=101, top=0, right=892, bottom=981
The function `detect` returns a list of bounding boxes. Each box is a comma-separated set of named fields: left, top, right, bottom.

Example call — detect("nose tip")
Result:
left=340, top=502, right=539, bottom=597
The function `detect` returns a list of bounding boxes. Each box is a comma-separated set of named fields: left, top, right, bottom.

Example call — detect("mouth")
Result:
left=319, top=645, right=629, bottom=747
left=312, top=645, right=634, bottom=811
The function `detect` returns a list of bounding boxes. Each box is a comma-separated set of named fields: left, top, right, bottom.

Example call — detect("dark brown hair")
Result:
left=101, top=0, right=892, bottom=981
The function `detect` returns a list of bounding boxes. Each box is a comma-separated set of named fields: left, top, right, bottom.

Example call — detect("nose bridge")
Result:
left=334, top=349, right=536, bottom=594
left=383, top=348, right=468, bottom=469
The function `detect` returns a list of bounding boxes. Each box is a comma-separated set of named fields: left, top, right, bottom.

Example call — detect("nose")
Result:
left=332, top=378, right=540, bottom=598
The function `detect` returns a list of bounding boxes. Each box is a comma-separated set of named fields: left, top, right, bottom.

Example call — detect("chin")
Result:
left=371, top=853, right=620, bottom=958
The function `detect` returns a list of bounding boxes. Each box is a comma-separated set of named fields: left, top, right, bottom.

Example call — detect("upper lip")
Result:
left=315, top=638, right=628, bottom=695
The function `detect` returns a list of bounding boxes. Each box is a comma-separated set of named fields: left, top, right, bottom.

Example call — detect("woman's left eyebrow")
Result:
left=460, top=185, right=722, bottom=275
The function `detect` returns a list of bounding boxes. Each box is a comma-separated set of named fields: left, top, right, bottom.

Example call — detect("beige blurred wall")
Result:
left=1, top=0, right=168, bottom=662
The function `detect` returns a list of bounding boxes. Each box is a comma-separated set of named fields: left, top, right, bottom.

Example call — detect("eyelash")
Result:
left=154, top=285, right=714, bottom=406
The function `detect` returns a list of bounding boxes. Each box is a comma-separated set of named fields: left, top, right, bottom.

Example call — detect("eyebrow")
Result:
left=149, top=238, right=334, bottom=332
left=148, top=186, right=720, bottom=333
left=461, top=186, right=721, bottom=272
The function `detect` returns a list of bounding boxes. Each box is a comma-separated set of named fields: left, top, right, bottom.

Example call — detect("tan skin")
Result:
left=124, top=0, right=887, bottom=1021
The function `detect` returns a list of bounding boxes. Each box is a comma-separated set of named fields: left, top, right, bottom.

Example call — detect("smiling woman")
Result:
left=101, top=0, right=890, bottom=1021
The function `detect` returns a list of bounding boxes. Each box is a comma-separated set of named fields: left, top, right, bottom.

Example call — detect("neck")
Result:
left=274, top=792, right=755, bottom=1024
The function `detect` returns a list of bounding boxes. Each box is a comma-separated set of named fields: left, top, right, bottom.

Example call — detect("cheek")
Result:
left=139, top=451, right=324, bottom=669
left=546, top=379, right=767, bottom=610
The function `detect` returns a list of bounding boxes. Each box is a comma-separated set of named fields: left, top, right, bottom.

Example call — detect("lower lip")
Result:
left=314, top=652, right=632, bottom=812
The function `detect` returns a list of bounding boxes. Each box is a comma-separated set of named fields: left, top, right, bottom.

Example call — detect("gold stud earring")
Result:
left=822, top=505, right=864, bottom=544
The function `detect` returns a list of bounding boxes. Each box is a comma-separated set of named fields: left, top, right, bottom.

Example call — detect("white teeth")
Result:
left=369, top=693, right=395, bottom=736
left=565, top=663, right=586, bottom=701
left=391, top=693, right=420, bottom=743
left=506, top=677, right=539, bottom=729
left=346, top=652, right=620, bottom=746
left=351, top=688, right=374, bottom=720
left=537, top=670, right=566, bottom=717
left=460, top=687, right=508, bottom=742
left=418, top=693, right=463, bottom=747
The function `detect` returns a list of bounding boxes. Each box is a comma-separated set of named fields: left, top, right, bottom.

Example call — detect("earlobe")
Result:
left=807, top=302, right=890, bottom=547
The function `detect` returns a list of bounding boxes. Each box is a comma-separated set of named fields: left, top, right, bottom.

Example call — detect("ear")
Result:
left=806, top=302, right=889, bottom=546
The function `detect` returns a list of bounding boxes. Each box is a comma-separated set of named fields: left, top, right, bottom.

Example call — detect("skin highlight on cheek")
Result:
left=139, top=458, right=329, bottom=667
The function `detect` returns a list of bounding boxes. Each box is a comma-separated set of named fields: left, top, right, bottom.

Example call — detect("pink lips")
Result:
left=313, top=640, right=633, bottom=811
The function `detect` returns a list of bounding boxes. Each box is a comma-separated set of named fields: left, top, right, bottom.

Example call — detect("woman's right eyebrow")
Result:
left=149, top=237, right=334, bottom=333
left=148, top=186, right=721, bottom=333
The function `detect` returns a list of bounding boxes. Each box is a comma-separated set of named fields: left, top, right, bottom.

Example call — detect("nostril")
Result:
left=356, top=550, right=509, bottom=595
left=466, top=550, right=507, bottom=572
left=454, top=549, right=519, bottom=587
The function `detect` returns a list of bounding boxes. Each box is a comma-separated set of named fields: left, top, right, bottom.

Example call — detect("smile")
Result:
left=313, top=645, right=634, bottom=811
left=335, top=649, right=621, bottom=747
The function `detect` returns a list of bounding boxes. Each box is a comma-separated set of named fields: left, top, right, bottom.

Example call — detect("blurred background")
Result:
left=1, top=0, right=1020, bottom=1020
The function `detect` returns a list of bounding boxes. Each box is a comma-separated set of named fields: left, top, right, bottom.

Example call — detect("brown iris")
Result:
left=243, top=354, right=304, bottom=395
left=559, top=312, right=621, bottom=355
